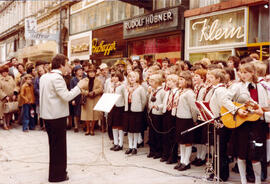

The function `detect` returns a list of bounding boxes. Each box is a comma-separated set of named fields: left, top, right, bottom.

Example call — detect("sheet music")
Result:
left=94, top=93, right=121, bottom=113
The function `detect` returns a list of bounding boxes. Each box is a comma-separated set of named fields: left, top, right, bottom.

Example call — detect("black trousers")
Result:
left=213, top=127, right=231, bottom=181
left=149, top=113, right=163, bottom=156
left=45, top=117, right=67, bottom=182
left=161, top=112, right=178, bottom=161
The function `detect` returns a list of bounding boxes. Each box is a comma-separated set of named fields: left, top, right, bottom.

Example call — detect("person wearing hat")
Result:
left=81, top=65, right=103, bottom=135
left=82, top=61, right=90, bottom=78
left=114, top=59, right=126, bottom=74
left=98, top=63, right=109, bottom=87
left=70, top=65, right=85, bottom=133
left=0, top=65, right=17, bottom=130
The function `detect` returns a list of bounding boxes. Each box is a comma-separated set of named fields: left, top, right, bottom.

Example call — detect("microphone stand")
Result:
left=181, top=104, right=244, bottom=135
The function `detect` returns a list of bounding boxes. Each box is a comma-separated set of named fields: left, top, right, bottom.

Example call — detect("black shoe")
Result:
left=195, top=159, right=206, bottom=166
left=191, top=157, right=200, bottom=165
left=246, top=174, right=255, bottom=183
left=160, top=157, right=167, bottom=162
left=49, top=174, right=69, bottom=182
left=207, top=174, right=214, bottom=181
left=232, top=163, right=239, bottom=173
left=125, top=148, right=133, bottom=154
left=110, top=145, right=117, bottom=151
left=178, top=163, right=190, bottom=171
left=174, top=161, right=182, bottom=170
left=147, top=152, right=155, bottom=158
left=131, top=148, right=137, bottom=155
left=137, top=142, right=144, bottom=148
left=74, top=128, right=79, bottom=133
left=207, top=174, right=222, bottom=182
left=166, top=158, right=177, bottom=164
left=153, top=154, right=161, bottom=159
left=114, top=145, right=123, bottom=151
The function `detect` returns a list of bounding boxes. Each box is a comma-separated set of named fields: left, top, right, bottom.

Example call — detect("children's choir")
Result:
left=106, top=56, right=270, bottom=184
left=1, top=55, right=269, bottom=184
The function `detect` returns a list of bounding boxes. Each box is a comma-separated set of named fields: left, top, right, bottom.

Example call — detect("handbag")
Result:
left=80, top=95, right=87, bottom=105
left=3, top=101, right=19, bottom=114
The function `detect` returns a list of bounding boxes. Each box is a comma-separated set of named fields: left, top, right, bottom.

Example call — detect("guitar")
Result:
left=220, top=101, right=262, bottom=129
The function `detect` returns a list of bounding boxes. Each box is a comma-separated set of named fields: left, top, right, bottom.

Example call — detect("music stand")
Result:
left=182, top=101, right=221, bottom=183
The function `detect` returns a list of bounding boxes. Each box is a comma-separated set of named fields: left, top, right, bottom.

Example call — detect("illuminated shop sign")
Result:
left=92, top=38, right=116, bottom=56
left=123, top=8, right=179, bottom=39
left=187, top=8, right=247, bottom=48
left=192, top=17, right=244, bottom=42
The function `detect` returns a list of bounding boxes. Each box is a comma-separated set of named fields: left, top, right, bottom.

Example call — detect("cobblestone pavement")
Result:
left=0, top=124, right=269, bottom=184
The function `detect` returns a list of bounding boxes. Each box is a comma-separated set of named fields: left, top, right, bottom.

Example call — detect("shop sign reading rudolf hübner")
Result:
left=123, top=8, right=178, bottom=39
left=187, top=8, right=247, bottom=49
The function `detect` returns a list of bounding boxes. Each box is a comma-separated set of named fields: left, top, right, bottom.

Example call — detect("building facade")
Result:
left=0, top=1, right=73, bottom=64
left=68, top=0, right=189, bottom=65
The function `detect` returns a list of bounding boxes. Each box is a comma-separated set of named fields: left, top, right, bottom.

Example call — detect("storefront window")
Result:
left=249, top=5, right=269, bottom=43
left=129, top=34, right=181, bottom=63
left=262, top=45, right=269, bottom=60
left=235, top=47, right=260, bottom=59
left=70, top=1, right=143, bottom=35
left=189, top=50, right=232, bottom=62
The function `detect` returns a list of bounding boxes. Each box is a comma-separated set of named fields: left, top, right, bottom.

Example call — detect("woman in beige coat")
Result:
left=0, top=65, right=17, bottom=130
left=81, top=65, right=103, bottom=135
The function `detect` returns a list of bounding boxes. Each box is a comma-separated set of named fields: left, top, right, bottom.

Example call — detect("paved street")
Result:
left=0, top=124, right=269, bottom=184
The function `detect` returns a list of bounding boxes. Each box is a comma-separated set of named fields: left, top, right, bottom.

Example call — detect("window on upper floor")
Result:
left=249, top=4, right=269, bottom=43
left=70, top=0, right=144, bottom=35
left=154, top=0, right=185, bottom=10
left=190, top=0, right=229, bottom=9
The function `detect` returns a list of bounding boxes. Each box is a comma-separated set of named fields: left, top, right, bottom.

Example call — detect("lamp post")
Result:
left=59, top=0, right=62, bottom=54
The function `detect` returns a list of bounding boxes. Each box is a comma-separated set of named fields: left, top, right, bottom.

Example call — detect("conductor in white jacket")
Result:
left=40, top=54, right=88, bottom=182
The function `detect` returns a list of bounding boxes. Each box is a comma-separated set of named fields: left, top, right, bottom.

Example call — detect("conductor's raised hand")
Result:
left=77, top=78, right=89, bottom=90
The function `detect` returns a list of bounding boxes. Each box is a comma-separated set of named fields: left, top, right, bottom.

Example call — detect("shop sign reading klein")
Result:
left=192, top=17, right=244, bottom=42
left=92, top=38, right=116, bottom=56
left=187, top=9, right=246, bottom=48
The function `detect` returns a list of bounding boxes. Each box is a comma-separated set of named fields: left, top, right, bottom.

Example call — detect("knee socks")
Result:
left=128, top=133, right=133, bottom=149
left=180, top=144, right=185, bottom=164
left=237, top=159, right=247, bottom=184
left=184, top=146, right=192, bottom=165
left=112, top=129, right=119, bottom=146
left=252, top=162, right=261, bottom=184
left=133, top=133, right=139, bottom=149
left=119, top=130, right=124, bottom=147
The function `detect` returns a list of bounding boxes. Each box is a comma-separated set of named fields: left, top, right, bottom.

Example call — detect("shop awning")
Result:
left=18, top=41, right=58, bottom=62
